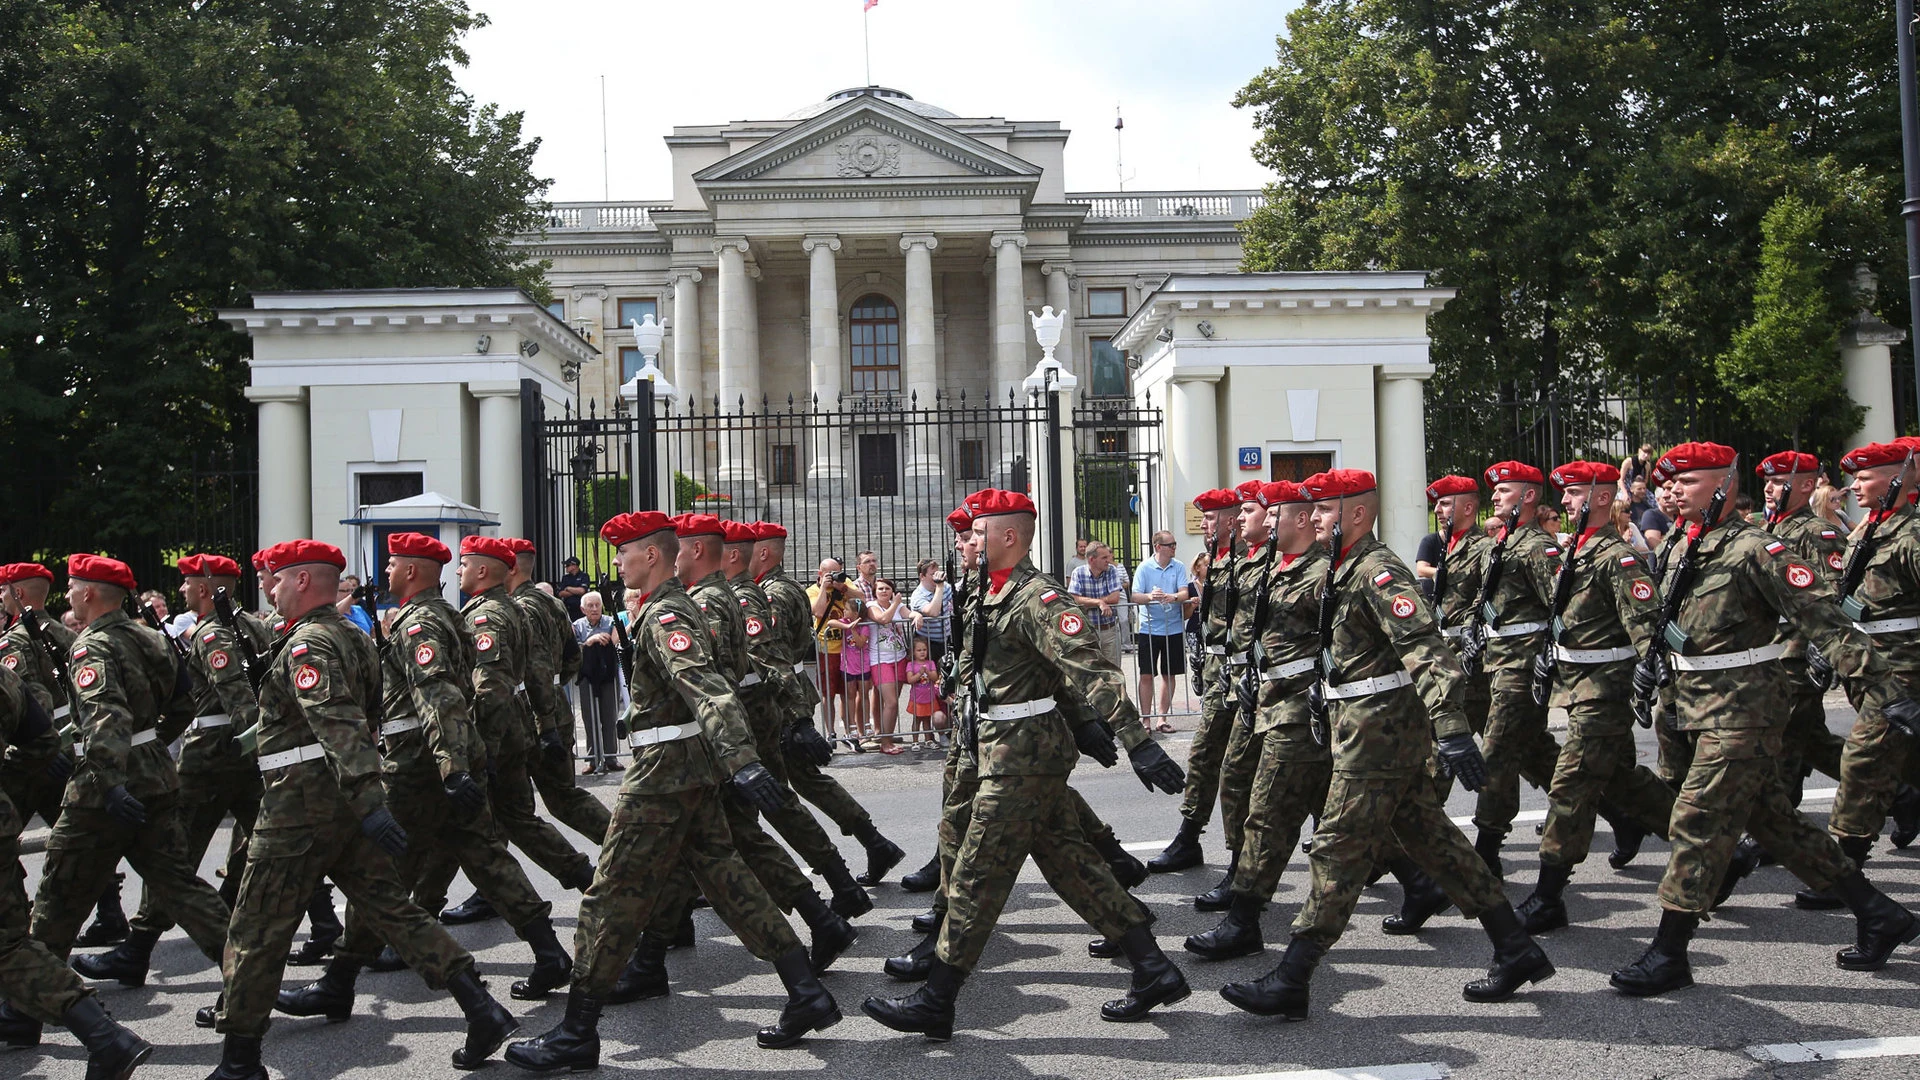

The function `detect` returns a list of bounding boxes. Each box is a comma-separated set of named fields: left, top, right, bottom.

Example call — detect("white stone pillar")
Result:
left=803, top=236, right=842, bottom=406
left=714, top=237, right=753, bottom=412
left=667, top=268, right=703, bottom=409
left=900, top=233, right=939, bottom=405
left=1375, top=364, right=1433, bottom=562
left=1841, top=312, right=1903, bottom=449
left=990, top=231, right=1028, bottom=403
left=1043, top=262, right=1074, bottom=377
left=470, top=381, right=524, bottom=537
left=741, top=261, right=762, bottom=410
left=1166, top=369, right=1222, bottom=565
left=246, top=386, right=311, bottom=545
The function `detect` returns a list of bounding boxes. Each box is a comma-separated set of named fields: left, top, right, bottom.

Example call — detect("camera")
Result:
left=829, top=570, right=849, bottom=584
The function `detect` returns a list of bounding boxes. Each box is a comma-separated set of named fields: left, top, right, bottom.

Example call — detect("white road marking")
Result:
left=1122, top=841, right=1169, bottom=853
left=1746, top=1036, right=1920, bottom=1064
left=1178, top=1064, right=1448, bottom=1080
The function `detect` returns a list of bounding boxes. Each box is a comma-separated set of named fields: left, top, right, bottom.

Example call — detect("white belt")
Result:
left=258, top=743, right=327, bottom=772
left=981, top=696, right=1057, bottom=721
left=130, top=729, right=158, bottom=746
left=1442, top=627, right=1466, bottom=640
left=1226, top=651, right=1252, bottom=666
left=1205, top=645, right=1227, bottom=656
left=629, top=724, right=702, bottom=748
left=189, top=714, right=232, bottom=731
left=1668, top=642, right=1790, bottom=672
left=52, top=704, right=70, bottom=721
left=379, top=719, right=423, bottom=737
left=740, top=672, right=762, bottom=687
left=1322, top=670, right=1413, bottom=701
left=1856, top=616, right=1920, bottom=636
left=793, top=663, right=810, bottom=674
left=1485, top=621, right=1549, bottom=639
left=1553, top=645, right=1638, bottom=665
left=515, top=682, right=527, bottom=693
left=1261, top=657, right=1318, bottom=681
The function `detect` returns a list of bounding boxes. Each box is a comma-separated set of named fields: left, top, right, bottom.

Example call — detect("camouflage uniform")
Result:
left=0, top=614, right=74, bottom=830
left=1767, top=507, right=1849, bottom=789
left=1290, top=536, right=1507, bottom=947
left=216, top=605, right=475, bottom=1037
left=1473, top=522, right=1564, bottom=843
left=513, top=580, right=611, bottom=843
left=1432, top=528, right=1495, bottom=740
left=1827, top=505, right=1920, bottom=843
left=1218, top=546, right=1276, bottom=857
left=571, top=577, right=798, bottom=997
left=1535, top=527, right=1674, bottom=868
left=1175, top=540, right=1243, bottom=826
left=762, top=567, right=875, bottom=835
left=29, top=611, right=230, bottom=961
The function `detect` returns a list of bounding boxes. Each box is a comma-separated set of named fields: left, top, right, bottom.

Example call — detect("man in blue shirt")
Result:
left=1129, top=530, right=1192, bottom=732
left=335, top=574, right=375, bottom=635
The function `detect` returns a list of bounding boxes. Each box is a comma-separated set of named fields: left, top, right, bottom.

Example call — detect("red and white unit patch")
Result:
left=1764, top=540, right=1786, bottom=556
left=1545, top=546, right=1561, bottom=557
left=1631, top=580, right=1654, bottom=602
left=0, top=654, right=15, bottom=670
left=1828, top=552, right=1844, bottom=571
left=1059, top=612, right=1085, bottom=636
left=474, top=632, right=495, bottom=653
left=1784, top=564, right=1815, bottom=589
left=415, top=643, right=436, bottom=666
left=209, top=651, right=230, bottom=670
left=666, top=631, right=693, bottom=653
left=75, top=667, right=98, bottom=689
left=745, top=617, right=765, bottom=637
left=1372, top=571, right=1394, bottom=587
left=1390, top=596, right=1417, bottom=619
left=293, top=664, right=321, bottom=691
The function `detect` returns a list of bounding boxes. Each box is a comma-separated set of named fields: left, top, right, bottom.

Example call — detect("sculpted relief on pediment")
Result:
left=749, top=126, right=992, bottom=183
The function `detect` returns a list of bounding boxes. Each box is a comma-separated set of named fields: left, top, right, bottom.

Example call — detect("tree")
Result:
left=0, top=0, right=549, bottom=572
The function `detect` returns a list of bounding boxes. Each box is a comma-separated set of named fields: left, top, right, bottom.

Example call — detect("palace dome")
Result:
left=782, top=86, right=959, bottom=121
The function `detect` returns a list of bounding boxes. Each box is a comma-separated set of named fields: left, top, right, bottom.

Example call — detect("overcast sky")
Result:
left=457, top=0, right=1299, bottom=204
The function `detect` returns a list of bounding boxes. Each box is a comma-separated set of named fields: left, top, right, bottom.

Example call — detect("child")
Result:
left=904, top=636, right=944, bottom=749
left=867, top=578, right=909, bottom=754
left=831, top=608, right=873, bottom=751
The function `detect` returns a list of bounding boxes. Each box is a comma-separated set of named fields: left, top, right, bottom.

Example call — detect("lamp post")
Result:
left=1026, top=306, right=1078, bottom=578
left=620, top=313, right=672, bottom=510
left=1898, top=0, right=1920, bottom=427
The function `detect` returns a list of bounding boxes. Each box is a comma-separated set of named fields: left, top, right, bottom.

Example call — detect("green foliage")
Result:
left=672, top=470, right=709, bottom=513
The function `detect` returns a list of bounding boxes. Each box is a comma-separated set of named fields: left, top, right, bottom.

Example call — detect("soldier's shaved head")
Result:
left=66, top=580, right=126, bottom=627
left=1309, top=492, right=1378, bottom=547
left=618, top=531, right=679, bottom=592
left=976, top=512, right=1036, bottom=573
left=751, top=536, right=787, bottom=576
left=385, top=554, right=445, bottom=603
left=1669, top=466, right=1737, bottom=526
left=273, top=563, right=341, bottom=621
left=675, top=533, right=724, bottom=585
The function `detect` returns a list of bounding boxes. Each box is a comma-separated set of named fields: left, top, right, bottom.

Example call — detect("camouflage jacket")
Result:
left=727, top=573, right=785, bottom=718
left=1662, top=517, right=1897, bottom=730
left=621, top=577, right=759, bottom=793
left=65, top=610, right=191, bottom=806
left=1767, top=507, right=1849, bottom=661
left=511, top=581, right=570, bottom=737
left=253, top=606, right=387, bottom=831
left=1227, top=544, right=1276, bottom=663
left=1321, top=535, right=1471, bottom=777
left=1545, top=526, right=1659, bottom=709
left=1254, top=545, right=1332, bottom=751
left=946, top=570, right=983, bottom=777
left=1480, top=522, right=1560, bottom=670
left=0, top=663, right=27, bottom=844
left=463, top=585, right=528, bottom=762
left=1432, top=528, right=1494, bottom=638
left=690, top=571, right=751, bottom=686
left=382, top=592, right=477, bottom=780
left=0, top=612, right=72, bottom=762
left=1842, top=504, right=1920, bottom=695
left=760, top=566, right=822, bottom=717
left=971, top=557, right=1146, bottom=778
left=177, top=609, right=270, bottom=775
left=1196, top=539, right=1245, bottom=689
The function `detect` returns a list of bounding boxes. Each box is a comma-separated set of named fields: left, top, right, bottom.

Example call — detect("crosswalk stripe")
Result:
left=1178, top=1064, right=1448, bottom=1080
left=1746, top=1036, right=1920, bottom=1064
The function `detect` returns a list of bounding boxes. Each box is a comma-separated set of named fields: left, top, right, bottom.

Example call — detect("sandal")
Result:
left=881, top=744, right=905, bottom=755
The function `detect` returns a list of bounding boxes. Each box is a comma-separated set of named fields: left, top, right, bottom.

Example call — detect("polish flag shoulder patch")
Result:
left=1631, top=580, right=1654, bottom=602
left=657, top=612, right=678, bottom=625
left=1372, top=571, right=1394, bottom=587
left=1618, top=555, right=1637, bottom=566
left=72, top=646, right=88, bottom=660
left=666, top=631, right=693, bottom=653
left=738, top=596, right=749, bottom=607
left=405, top=623, right=425, bottom=636
left=1040, top=590, right=1060, bottom=604
left=414, top=643, right=436, bottom=666
left=1820, top=529, right=1838, bottom=539
left=473, top=614, right=489, bottom=626
left=1764, top=540, right=1787, bottom=556
left=1390, top=596, right=1417, bottom=619
left=1544, top=546, right=1561, bottom=557
left=290, top=643, right=309, bottom=659
left=1784, top=563, right=1815, bottom=589
left=201, top=630, right=218, bottom=644
left=293, top=665, right=321, bottom=691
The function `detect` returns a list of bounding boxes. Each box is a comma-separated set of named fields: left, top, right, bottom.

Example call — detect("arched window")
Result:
left=849, top=294, right=901, bottom=394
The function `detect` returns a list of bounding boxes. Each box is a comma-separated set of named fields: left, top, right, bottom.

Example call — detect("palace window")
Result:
left=619, top=347, right=643, bottom=382
left=1088, top=287, right=1127, bottom=317
left=616, top=297, right=657, bottom=330
left=545, top=300, right=566, bottom=321
left=849, top=294, right=902, bottom=394
left=1089, top=337, right=1130, bottom=397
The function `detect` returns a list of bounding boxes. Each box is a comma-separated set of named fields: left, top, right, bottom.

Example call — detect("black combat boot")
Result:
left=510, top=915, right=572, bottom=1000
left=366, top=945, right=407, bottom=972
left=1381, top=858, right=1452, bottom=935
left=1892, top=786, right=1920, bottom=850
left=1833, top=871, right=1920, bottom=971
left=72, top=927, right=160, bottom=988
left=1193, top=853, right=1239, bottom=912
left=0, top=999, right=42, bottom=1046
left=1712, top=836, right=1766, bottom=909
left=1101, top=924, right=1190, bottom=1022
left=1093, top=830, right=1150, bottom=889
left=911, top=906, right=942, bottom=934
left=194, top=994, right=222, bottom=1029
left=1473, top=829, right=1505, bottom=879
left=669, top=909, right=696, bottom=949
left=1147, top=818, right=1204, bottom=874
left=62, top=993, right=152, bottom=1080
left=503, top=986, right=601, bottom=1073
left=448, top=965, right=519, bottom=1070
left=794, top=891, right=859, bottom=974
left=1600, top=801, right=1648, bottom=870
left=863, top=957, right=964, bottom=1041
left=822, top=859, right=874, bottom=918
left=1797, top=836, right=1872, bottom=910
left=606, top=933, right=671, bottom=1003
left=439, top=890, right=500, bottom=926
left=288, top=882, right=342, bottom=965
left=852, top=819, right=906, bottom=887
left=205, top=1033, right=267, bottom=1080
left=1091, top=896, right=1156, bottom=959
left=1219, top=936, right=1324, bottom=1020
left=1184, top=891, right=1265, bottom=961
left=758, top=946, right=842, bottom=1048
left=275, top=956, right=360, bottom=1022
left=1610, top=909, right=1699, bottom=996
left=884, top=924, right=939, bottom=982
left=1464, top=902, right=1555, bottom=1002
left=76, top=874, right=129, bottom=947
left=1516, top=862, right=1573, bottom=934
left=899, top=854, right=942, bottom=893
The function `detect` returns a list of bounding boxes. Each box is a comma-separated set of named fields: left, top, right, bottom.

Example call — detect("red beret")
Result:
left=1840, top=441, right=1913, bottom=473
left=175, top=554, right=205, bottom=577
left=673, top=513, right=726, bottom=538
left=947, top=506, right=974, bottom=534
left=505, top=537, right=536, bottom=556
left=1235, top=479, right=1266, bottom=504
left=1425, top=475, right=1479, bottom=503
left=753, top=521, right=789, bottom=540
left=1259, top=481, right=1309, bottom=506
left=972, top=488, right=1037, bottom=518
left=721, top=519, right=757, bottom=545
left=1484, top=461, right=1544, bottom=487
left=68, top=553, right=136, bottom=591
left=251, top=550, right=269, bottom=571
left=459, top=535, right=516, bottom=565
left=388, top=532, right=452, bottom=564
left=200, top=554, right=243, bottom=579
left=600, top=511, right=675, bottom=548
left=274, top=540, right=347, bottom=572
left=1549, top=461, right=1621, bottom=488
left=1757, top=451, right=1821, bottom=477
left=1193, top=488, right=1240, bottom=512
left=1302, top=469, right=1377, bottom=500
left=0, top=563, right=53, bottom=586
left=1658, top=442, right=1738, bottom=476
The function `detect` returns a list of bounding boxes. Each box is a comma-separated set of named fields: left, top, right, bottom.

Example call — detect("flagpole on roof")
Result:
left=863, top=1, right=873, bottom=86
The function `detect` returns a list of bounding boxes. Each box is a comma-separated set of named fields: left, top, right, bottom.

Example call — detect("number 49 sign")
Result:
left=1238, top=447, right=1263, bottom=471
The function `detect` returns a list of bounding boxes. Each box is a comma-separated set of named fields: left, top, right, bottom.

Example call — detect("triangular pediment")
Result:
left=694, top=97, right=1042, bottom=187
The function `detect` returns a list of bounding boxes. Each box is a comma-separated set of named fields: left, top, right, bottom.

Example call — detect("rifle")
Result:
left=1458, top=504, right=1526, bottom=677
left=1633, top=457, right=1739, bottom=726
left=1529, top=497, right=1593, bottom=705
left=940, top=557, right=963, bottom=700
left=211, top=587, right=267, bottom=695
left=594, top=578, right=635, bottom=741
left=1431, top=508, right=1454, bottom=621
left=350, top=583, right=388, bottom=728
left=964, top=560, right=991, bottom=753
left=1306, top=514, right=1345, bottom=746
left=1810, top=447, right=1916, bottom=689
left=19, top=609, right=70, bottom=689
left=141, top=602, right=195, bottom=704
left=1188, top=523, right=1224, bottom=684
left=1236, top=543, right=1278, bottom=729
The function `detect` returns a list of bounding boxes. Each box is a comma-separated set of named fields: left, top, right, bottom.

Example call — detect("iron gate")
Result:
left=1075, top=394, right=1165, bottom=572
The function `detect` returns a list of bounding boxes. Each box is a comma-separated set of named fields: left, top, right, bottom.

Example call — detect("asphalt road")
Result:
left=12, top=697, right=1920, bottom=1080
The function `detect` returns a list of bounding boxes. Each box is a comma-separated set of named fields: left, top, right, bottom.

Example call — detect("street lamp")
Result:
left=620, top=313, right=674, bottom=510
left=1898, top=0, right=1920, bottom=427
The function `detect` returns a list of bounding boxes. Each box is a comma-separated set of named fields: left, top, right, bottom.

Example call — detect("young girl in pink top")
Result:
left=903, top=636, right=944, bottom=749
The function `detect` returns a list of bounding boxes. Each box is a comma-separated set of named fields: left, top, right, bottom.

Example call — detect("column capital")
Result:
left=1378, top=362, right=1436, bottom=382
left=802, top=234, right=842, bottom=254
left=1040, top=261, right=1074, bottom=278
left=569, top=286, right=609, bottom=302
left=899, top=232, right=939, bottom=254
left=712, top=236, right=751, bottom=257
left=1168, top=366, right=1226, bottom=385
left=244, top=385, right=308, bottom=404
left=989, top=231, right=1028, bottom=252
left=666, top=266, right=704, bottom=285
left=467, top=380, right=522, bottom=399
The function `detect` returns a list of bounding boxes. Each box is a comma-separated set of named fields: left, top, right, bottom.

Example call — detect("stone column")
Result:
left=1043, top=262, right=1074, bottom=377
left=246, top=386, right=310, bottom=545
left=990, top=231, right=1028, bottom=403
left=1841, top=310, right=1903, bottom=450
left=714, top=237, right=755, bottom=412
left=1376, top=364, right=1434, bottom=563
left=1166, top=368, right=1222, bottom=565
left=469, top=381, right=524, bottom=537
left=900, top=233, right=939, bottom=404
left=667, top=268, right=703, bottom=409
left=803, top=236, right=842, bottom=406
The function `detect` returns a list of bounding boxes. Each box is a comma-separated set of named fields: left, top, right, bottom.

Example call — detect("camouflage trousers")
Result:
left=645, top=780, right=817, bottom=939
left=1217, top=687, right=1265, bottom=857
left=784, top=751, right=873, bottom=836
left=938, top=774, right=1147, bottom=973
left=31, top=799, right=229, bottom=963
left=1656, top=700, right=1691, bottom=785
left=217, top=812, right=472, bottom=1037
left=0, top=803, right=90, bottom=1023
left=1779, top=663, right=1843, bottom=788
left=1231, top=723, right=1332, bottom=903
left=1828, top=685, right=1920, bottom=843
left=1473, top=672, right=1562, bottom=838
left=337, top=768, right=551, bottom=961
left=416, top=741, right=593, bottom=903
left=750, top=707, right=848, bottom=874
left=529, top=715, right=612, bottom=845
left=931, top=752, right=1119, bottom=918
left=1177, top=663, right=1232, bottom=824
left=574, top=785, right=799, bottom=997
left=1538, top=701, right=1675, bottom=868
left=1291, top=769, right=1506, bottom=948
left=1659, top=726, right=1855, bottom=914
left=131, top=764, right=260, bottom=934
left=0, top=750, right=66, bottom=831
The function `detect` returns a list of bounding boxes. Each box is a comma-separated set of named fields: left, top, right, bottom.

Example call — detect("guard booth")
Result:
left=341, top=491, right=500, bottom=608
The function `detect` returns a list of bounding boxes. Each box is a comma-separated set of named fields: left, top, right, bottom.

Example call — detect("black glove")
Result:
left=539, top=728, right=570, bottom=773
left=443, top=771, right=487, bottom=816
left=1128, top=739, right=1186, bottom=795
left=1436, top=734, right=1488, bottom=793
left=1806, top=644, right=1836, bottom=692
left=1884, top=696, right=1920, bottom=741
left=17, top=693, right=51, bottom=740
left=730, top=762, right=786, bottom=816
left=782, top=718, right=833, bottom=768
left=1235, top=669, right=1259, bottom=718
left=1528, top=651, right=1555, bottom=707
left=1073, top=720, right=1119, bottom=768
left=45, top=751, right=73, bottom=784
left=104, top=784, right=146, bottom=827
left=615, top=717, right=629, bottom=741
left=360, top=806, right=409, bottom=859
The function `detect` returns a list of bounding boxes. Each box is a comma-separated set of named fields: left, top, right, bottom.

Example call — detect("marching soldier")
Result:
left=507, top=538, right=612, bottom=845
left=207, top=540, right=517, bottom=1079
left=1610, top=442, right=1920, bottom=996
left=504, top=511, right=837, bottom=1072
left=1756, top=451, right=1850, bottom=803
left=1220, top=470, right=1554, bottom=1020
